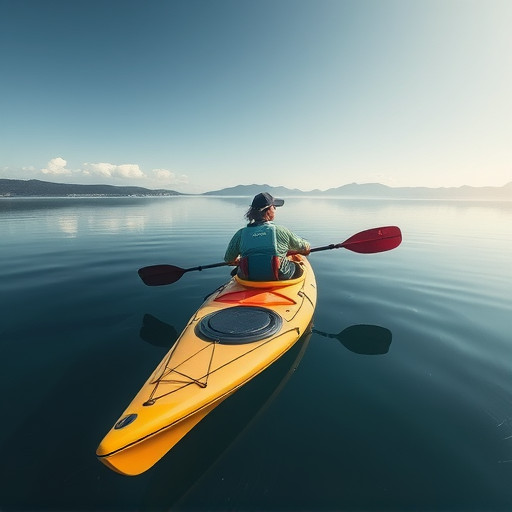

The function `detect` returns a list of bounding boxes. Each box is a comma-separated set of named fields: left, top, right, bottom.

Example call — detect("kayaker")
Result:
left=224, top=192, right=311, bottom=281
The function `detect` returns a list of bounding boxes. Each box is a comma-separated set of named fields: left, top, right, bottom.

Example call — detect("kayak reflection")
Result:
left=313, top=324, right=392, bottom=355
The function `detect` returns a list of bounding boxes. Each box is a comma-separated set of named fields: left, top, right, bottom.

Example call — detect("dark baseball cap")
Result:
left=251, top=192, right=285, bottom=210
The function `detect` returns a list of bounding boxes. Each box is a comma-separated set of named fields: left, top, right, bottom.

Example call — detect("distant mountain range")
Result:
left=1, top=178, right=511, bottom=200
left=206, top=182, right=512, bottom=200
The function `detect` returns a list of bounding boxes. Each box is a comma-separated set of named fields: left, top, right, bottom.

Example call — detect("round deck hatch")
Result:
left=198, top=306, right=282, bottom=344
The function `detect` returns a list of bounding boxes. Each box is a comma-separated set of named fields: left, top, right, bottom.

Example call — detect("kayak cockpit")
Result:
left=232, top=256, right=306, bottom=289
left=215, top=257, right=306, bottom=306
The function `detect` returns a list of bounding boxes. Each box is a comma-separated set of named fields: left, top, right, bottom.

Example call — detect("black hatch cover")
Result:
left=198, top=306, right=282, bottom=344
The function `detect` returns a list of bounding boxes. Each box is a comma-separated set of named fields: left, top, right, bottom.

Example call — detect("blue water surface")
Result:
left=1, top=196, right=511, bottom=511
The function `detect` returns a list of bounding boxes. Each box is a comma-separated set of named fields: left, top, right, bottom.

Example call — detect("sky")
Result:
left=1, top=0, right=511, bottom=193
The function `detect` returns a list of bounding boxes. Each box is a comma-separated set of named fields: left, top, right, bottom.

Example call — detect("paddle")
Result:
left=138, top=225, right=402, bottom=286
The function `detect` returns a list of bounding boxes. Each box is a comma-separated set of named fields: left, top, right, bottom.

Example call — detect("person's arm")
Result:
left=276, top=226, right=310, bottom=255
left=224, top=229, right=242, bottom=263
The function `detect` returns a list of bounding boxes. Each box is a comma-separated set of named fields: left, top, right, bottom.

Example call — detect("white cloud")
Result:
left=24, top=156, right=189, bottom=190
left=83, top=162, right=146, bottom=179
left=153, top=168, right=174, bottom=181
left=151, top=168, right=189, bottom=185
left=83, top=162, right=115, bottom=177
left=41, top=157, right=72, bottom=175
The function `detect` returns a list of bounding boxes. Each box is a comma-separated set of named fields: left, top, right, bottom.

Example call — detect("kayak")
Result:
left=96, top=253, right=317, bottom=476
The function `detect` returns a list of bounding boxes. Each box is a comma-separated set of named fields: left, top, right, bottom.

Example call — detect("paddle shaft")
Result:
left=183, top=261, right=229, bottom=273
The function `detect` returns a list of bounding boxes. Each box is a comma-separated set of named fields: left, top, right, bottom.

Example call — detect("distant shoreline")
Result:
left=1, top=178, right=511, bottom=201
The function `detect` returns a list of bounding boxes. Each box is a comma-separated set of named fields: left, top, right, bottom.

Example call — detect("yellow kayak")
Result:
left=96, top=254, right=317, bottom=476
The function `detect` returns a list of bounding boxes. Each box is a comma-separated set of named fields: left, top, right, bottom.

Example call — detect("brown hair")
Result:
left=245, top=205, right=270, bottom=224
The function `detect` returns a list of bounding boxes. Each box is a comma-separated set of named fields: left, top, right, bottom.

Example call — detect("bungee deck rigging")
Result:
left=144, top=326, right=303, bottom=405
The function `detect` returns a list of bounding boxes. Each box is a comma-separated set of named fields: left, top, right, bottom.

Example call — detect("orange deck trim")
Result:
left=214, top=289, right=296, bottom=306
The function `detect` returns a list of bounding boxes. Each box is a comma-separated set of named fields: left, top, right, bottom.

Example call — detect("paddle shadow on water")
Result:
left=313, top=324, right=392, bottom=355
left=139, top=313, right=179, bottom=348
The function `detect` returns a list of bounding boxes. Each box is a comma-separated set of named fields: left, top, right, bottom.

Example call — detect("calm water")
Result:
left=1, top=196, right=511, bottom=511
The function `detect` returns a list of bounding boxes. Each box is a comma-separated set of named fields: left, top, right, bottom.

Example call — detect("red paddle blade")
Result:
left=338, top=226, right=402, bottom=254
left=138, top=265, right=186, bottom=286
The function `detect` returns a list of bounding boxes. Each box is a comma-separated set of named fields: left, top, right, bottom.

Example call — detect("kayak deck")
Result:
left=96, top=254, right=317, bottom=475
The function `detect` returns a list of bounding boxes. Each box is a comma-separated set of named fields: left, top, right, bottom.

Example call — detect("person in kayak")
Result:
left=224, top=192, right=311, bottom=281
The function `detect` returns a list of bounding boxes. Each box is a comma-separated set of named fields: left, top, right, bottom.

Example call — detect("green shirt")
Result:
left=224, top=222, right=310, bottom=266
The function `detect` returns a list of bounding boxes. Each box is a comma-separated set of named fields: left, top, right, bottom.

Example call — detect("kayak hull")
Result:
left=96, top=254, right=317, bottom=475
